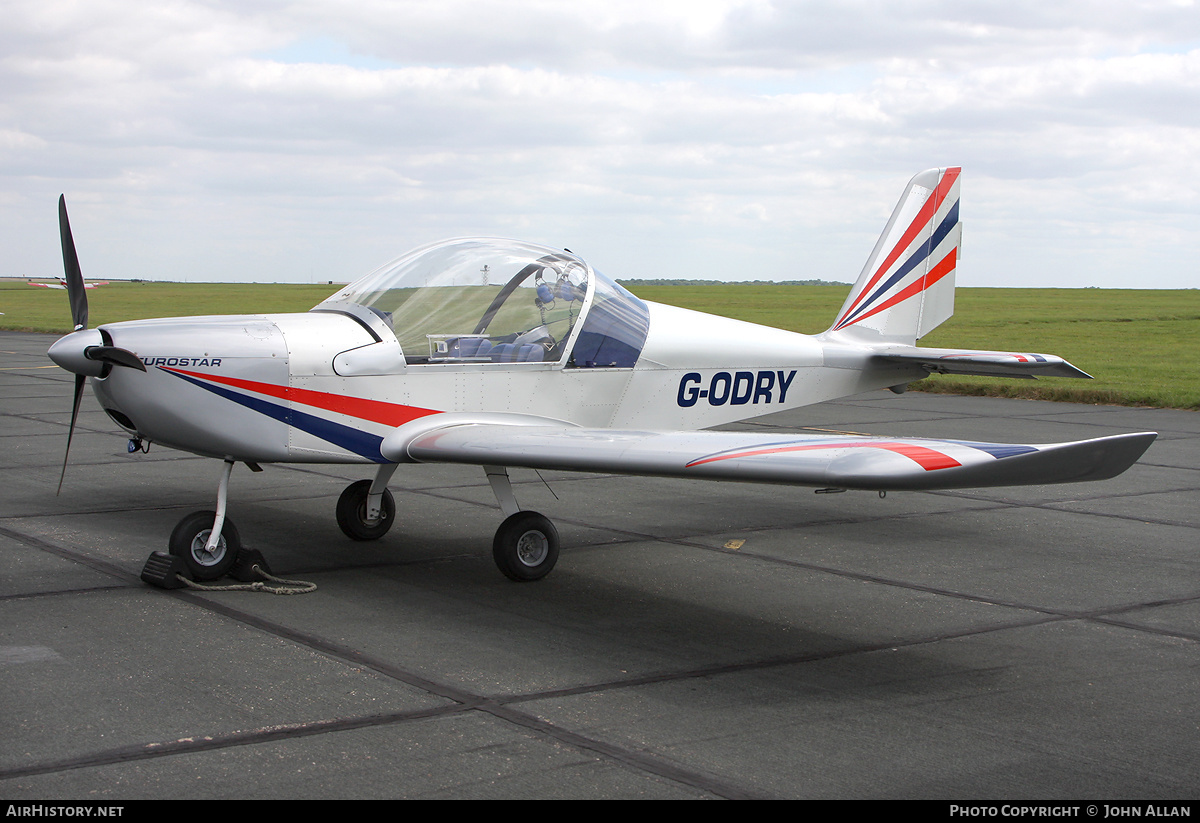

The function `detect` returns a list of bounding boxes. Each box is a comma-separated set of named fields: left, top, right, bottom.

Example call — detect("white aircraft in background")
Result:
left=45, top=168, right=1156, bottom=583
left=29, top=277, right=109, bottom=290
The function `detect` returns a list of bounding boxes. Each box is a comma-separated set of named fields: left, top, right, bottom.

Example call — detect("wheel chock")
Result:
left=229, top=547, right=273, bottom=582
left=140, top=551, right=189, bottom=589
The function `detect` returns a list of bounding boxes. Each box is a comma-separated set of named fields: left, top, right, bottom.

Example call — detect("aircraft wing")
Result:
left=869, top=345, right=1092, bottom=379
left=385, top=420, right=1156, bottom=492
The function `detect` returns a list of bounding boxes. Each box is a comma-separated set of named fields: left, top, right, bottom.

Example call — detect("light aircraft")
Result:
left=29, top=277, right=108, bottom=290
left=47, top=168, right=1156, bottom=583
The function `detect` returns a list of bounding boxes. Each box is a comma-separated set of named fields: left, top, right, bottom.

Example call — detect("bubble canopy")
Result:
left=315, top=238, right=649, bottom=368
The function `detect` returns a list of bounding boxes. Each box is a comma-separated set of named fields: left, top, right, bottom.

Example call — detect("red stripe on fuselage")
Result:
left=163, top=368, right=440, bottom=427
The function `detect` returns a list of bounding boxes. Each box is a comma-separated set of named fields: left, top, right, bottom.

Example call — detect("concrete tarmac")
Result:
left=2, top=329, right=1198, bottom=800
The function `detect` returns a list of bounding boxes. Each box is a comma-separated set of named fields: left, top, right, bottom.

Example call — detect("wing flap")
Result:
left=402, top=423, right=1156, bottom=491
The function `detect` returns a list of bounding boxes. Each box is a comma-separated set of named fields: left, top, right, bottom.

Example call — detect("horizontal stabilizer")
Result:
left=870, top=345, right=1092, bottom=379
left=395, top=422, right=1156, bottom=492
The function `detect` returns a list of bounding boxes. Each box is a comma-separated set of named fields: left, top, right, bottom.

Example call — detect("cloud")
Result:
left=1, top=0, right=1197, bottom=288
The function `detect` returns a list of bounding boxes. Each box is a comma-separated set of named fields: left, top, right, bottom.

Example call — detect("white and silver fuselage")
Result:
left=59, top=303, right=911, bottom=465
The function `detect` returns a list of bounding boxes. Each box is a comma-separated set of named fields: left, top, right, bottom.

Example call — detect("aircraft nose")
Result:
left=48, top=329, right=106, bottom=377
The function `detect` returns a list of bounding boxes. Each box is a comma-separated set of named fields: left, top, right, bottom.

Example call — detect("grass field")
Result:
left=631, top=285, right=1200, bottom=411
left=4, top=279, right=1197, bottom=410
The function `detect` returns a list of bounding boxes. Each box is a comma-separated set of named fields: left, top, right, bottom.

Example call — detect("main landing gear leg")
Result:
left=169, top=458, right=242, bottom=581
left=485, top=465, right=559, bottom=582
left=337, top=464, right=397, bottom=541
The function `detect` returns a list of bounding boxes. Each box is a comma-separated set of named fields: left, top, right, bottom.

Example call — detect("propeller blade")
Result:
left=55, top=196, right=101, bottom=495
left=57, top=373, right=86, bottom=495
left=58, top=195, right=88, bottom=332
left=85, top=345, right=147, bottom=372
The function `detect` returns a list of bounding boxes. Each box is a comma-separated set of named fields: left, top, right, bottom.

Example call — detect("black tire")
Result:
left=336, top=479, right=396, bottom=541
left=169, top=510, right=241, bottom=581
left=493, top=511, right=559, bottom=582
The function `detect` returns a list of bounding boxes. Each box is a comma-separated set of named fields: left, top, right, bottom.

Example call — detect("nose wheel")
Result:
left=169, top=510, right=242, bottom=581
left=167, top=459, right=242, bottom=581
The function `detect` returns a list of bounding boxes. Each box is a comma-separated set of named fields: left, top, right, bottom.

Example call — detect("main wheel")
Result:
left=336, top=480, right=396, bottom=541
left=493, top=511, right=559, bottom=582
left=169, top=510, right=241, bottom=581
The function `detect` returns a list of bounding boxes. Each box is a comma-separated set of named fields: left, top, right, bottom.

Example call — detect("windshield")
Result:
left=317, top=237, right=649, bottom=368
left=318, top=239, right=591, bottom=364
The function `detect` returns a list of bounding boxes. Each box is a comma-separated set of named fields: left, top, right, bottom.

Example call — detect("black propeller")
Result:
left=54, top=196, right=144, bottom=495
left=59, top=375, right=86, bottom=495
left=59, top=195, right=87, bottom=332
left=58, top=196, right=88, bottom=494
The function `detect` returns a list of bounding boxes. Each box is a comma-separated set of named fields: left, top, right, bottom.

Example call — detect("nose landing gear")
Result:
left=168, top=459, right=242, bottom=581
left=169, top=509, right=242, bottom=581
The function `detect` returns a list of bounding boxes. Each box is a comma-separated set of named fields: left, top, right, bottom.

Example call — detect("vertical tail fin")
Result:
left=826, top=167, right=962, bottom=344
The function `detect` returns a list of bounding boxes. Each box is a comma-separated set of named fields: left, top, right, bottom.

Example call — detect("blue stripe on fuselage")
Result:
left=164, top=369, right=386, bottom=462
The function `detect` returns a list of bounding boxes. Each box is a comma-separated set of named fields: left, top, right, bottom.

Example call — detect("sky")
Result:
left=2, top=0, right=1198, bottom=289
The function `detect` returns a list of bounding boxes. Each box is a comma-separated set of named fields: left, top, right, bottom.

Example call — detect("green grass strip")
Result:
left=4, top=280, right=1196, bottom=410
